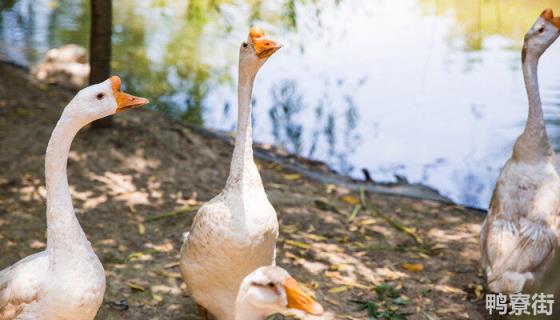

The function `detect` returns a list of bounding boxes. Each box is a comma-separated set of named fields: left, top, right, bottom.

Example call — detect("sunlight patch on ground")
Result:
left=110, top=148, right=161, bottom=173
left=69, top=186, right=108, bottom=209
left=89, top=171, right=151, bottom=206
left=28, top=239, right=45, bottom=249
left=150, top=284, right=182, bottom=295
left=145, top=240, right=175, bottom=253
left=17, top=175, right=45, bottom=202
left=312, top=243, right=408, bottom=285
left=427, top=226, right=478, bottom=244
left=433, top=284, right=466, bottom=296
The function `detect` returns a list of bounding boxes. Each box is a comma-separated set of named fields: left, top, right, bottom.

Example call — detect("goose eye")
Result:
left=537, top=26, right=545, bottom=33
left=96, top=93, right=105, bottom=100
left=242, top=42, right=248, bottom=48
left=267, top=283, right=275, bottom=289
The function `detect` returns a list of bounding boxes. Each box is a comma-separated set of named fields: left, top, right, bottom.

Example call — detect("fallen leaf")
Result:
left=285, top=239, right=311, bottom=250
left=127, top=281, right=145, bottom=292
left=328, top=286, right=349, bottom=293
left=359, top=218, right=377, bottom=225
left=164, top=262, right=180, bottom=269
left=303, top=233, right=327, bottom=242
left=417, top=252, right=430, bottom=259
left=464, top=283, right=484, bottom=299
left=435, top=284, right=464, bottom=294
left=283, top=173, right=301, bottom=181
left=341, top=195, right=360, bottom=205
left=138, top=223, right=145, bottom=236
left=125, top=252, right=147, bottom=263
left=402, top=263, right=424, bottom=272
left=281, top=224, right=298, bottom=233
left=124, top=250, right=157, bottom=263
left=324, top=184, right=336, bottom=194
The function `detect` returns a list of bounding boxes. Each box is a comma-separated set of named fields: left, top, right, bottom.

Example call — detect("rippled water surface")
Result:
left=2, top=0, right=560, bottom=208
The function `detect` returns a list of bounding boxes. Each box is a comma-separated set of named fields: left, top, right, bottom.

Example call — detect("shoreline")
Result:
left=0, top=58, right=477, bottom=212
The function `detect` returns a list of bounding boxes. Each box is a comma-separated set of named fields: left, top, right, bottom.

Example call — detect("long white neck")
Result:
left=513, top=51, right=554, bottom=162
left=225, top=63, right=264, bottom=190
left=45, top=112, right=91, bottom=262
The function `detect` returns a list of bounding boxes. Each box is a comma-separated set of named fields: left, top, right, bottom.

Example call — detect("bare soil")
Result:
left=0, top=62, right=488, bottom=319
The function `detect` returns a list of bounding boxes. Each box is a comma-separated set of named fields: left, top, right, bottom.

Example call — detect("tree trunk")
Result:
left=89, top=0, right=113, bottom=128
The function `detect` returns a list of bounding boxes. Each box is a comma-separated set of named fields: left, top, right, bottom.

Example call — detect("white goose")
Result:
left=235, top=266, right=324, bottom=320
left=180, top=27, right=282, bottom=320
left=0, top=76, right=148, bottom=320
left=480, top=9, right=560, bottom=293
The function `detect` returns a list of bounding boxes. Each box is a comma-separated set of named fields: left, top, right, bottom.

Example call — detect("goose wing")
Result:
left=0, top=251, right=47, bottom=319
left=482, top=186, right=558, bottom=290
left=487, top=218, right=556, bottom=278
left=481, top=189, right=518, bottom=269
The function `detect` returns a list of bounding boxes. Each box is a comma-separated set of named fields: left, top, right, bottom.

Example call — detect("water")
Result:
left=1, top=0, right=560, bottom=208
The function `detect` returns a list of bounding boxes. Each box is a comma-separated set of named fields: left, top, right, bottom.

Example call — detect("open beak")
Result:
left=250, top=26, right=282, bottom=59
left=284, top=278, right=324, bottom=316
left=111, top=76, right=149, bottom=112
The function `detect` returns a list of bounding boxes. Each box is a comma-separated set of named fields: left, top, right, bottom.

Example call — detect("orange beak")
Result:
left=284, top=278, right=324, bottom=316
left=249, top=26, right=282, bottom=59
left=541, top=8, right=560, bottom=29
left=111, top=76, right=149, bottom=112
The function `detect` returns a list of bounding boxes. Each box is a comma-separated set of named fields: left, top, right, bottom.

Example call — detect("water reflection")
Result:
left=1, top=0, right=560, bottom=208
left=270, top=80, right=305, bottom=154
left=419, top=0, right=560, bottom=52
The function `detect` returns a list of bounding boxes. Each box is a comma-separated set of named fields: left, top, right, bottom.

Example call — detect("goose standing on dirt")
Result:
left=480, top=9, right=560, bottom=293
left=234, top=266, right=324, bottom=320
left=0, top=76, right=148, bottom=320
left=180, top=27, right=282, bottom=320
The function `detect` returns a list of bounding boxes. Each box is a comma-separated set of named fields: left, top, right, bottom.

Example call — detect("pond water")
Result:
left=1, top=0, right=560, bottom=208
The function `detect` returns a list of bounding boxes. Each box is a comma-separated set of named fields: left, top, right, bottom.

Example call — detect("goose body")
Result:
left=181, top=191, right=278, bottom=319
left=481, top=9, right=560, bottom=293
left=0, top=77, right=148, bottom=319
left=180, top=28, right=282, bottom=320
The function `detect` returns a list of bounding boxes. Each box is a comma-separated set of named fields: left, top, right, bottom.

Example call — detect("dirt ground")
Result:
left=0, top=62, right=488, bottom=319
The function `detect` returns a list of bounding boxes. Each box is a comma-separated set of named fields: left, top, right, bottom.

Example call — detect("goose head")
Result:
left=522, top=8, right=560, bottom=62
left=239, top=27, right=282, bottom=73
left=63, top=76, right=148, bottom=126
left=236, top=266, right=324, bottom=319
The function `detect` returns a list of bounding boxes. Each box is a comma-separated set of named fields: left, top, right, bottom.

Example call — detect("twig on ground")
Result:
left=144, top=205, right=199, bottom=222
left=357, top=187, right=423, bottom=244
